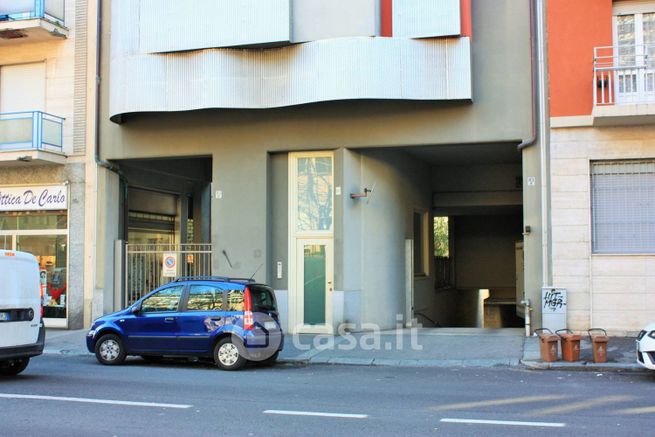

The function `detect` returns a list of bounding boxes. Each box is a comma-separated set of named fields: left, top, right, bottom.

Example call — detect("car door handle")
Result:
left=164, top=317, right=176, bottom=322
left=210, top=317, right=222, bottom=321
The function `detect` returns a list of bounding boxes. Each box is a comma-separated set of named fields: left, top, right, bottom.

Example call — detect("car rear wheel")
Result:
left=95, top=334, right=126, bottom=365
left=0, top=358, right=29, bottom=376
left=214, top=337, right=246, bottom=371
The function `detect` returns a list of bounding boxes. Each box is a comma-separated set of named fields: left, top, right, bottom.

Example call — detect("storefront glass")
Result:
left=0, top=211, right=68, bottom=320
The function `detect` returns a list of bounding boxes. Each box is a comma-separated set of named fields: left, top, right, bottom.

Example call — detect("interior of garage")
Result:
left=407, top=143, right=525, bottom=329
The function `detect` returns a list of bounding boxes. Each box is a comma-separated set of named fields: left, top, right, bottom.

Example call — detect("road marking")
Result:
left=530, top=395, right=633, bottom=416
left=433, top=395, right=568, bottom=411
left=264, top=410, right=368, bottom=419
left=617, top=406, right=655, bottom=415
left=0, top=393, right=192, bottom=409
left=441, top=418, right=565, bottom=428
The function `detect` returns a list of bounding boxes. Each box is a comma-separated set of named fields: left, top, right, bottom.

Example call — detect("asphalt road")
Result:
left=1, top=355, right=655, bottom=436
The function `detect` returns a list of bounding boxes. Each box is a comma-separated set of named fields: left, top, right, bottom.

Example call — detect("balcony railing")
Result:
left=0, top=111, right=64, bottom=153
left=594, top=44, right=655, bottom=107
left=0, top=0, right=65, bottom=25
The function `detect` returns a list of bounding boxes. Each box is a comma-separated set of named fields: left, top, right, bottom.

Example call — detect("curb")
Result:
left=280, top=357, right=521, bottom=368
left=521, top=360, right=644, bottom=373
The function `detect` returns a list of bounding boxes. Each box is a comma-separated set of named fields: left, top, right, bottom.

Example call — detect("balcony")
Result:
left=593, top=45, right=655, bottom=126
left=0, top=111, right=66, bottom=166
left=0, top=0, right=68, bottom=44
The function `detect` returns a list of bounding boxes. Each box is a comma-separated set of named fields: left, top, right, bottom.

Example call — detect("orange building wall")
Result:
left=548, top=0, right=613, bottom=117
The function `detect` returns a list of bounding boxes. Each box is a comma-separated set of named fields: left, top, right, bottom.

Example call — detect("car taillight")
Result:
left=244, top=287, right=254, bottom=330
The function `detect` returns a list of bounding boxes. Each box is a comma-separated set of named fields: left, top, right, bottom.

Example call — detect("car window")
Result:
left=250, top=285, right=277, bottom=311
left=226, top=289, right=244, bottom=311
left=141, top=286, right=183, bottom=313
left=187, top=285, right=223, bottom=311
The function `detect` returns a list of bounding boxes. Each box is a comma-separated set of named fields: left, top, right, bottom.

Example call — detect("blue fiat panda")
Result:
left=87, top=277, right=283, bottom=370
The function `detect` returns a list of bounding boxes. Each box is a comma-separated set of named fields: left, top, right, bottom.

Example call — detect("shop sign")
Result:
left=162, top=252, right=178, bottom=277
left=0, top=185, right=68, bottom=212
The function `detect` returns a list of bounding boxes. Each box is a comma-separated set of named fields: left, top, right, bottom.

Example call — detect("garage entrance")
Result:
left=407, top=143, right=525, bottom=329
left=113, top=157, right=213, bottom=307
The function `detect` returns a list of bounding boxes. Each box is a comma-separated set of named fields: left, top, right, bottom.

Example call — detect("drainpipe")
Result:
left=517, top=0, right=551, bottom=336
left=517, top=0, right=539, bottom=151
left=93, top=0, right=129, bottom=313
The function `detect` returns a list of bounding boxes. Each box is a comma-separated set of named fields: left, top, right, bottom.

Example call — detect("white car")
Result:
left=636, top=323, right=655, bottom=370
left=0, top=250, right=45, bottom=376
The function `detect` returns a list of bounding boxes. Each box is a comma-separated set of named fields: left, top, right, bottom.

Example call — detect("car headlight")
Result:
left=638, top=330, right=647, bottom=340
left=648, top=331, right=655, bottom=340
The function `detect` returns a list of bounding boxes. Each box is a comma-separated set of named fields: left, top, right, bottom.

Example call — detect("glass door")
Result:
left=289, top=152, right=335, bottom=334
left=296, top=239, right=333, bottom=333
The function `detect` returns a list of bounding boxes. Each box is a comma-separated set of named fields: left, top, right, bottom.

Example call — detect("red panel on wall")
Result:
left=460, top=0, right=472, bottom=37
left=548, top=0, right=613, bottom=117
left=381, top=0, right=392, bottom=36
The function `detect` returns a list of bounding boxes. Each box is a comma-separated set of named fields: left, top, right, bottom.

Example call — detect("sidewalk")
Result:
left=521, top=334, right=639, bottom=372
left=43, top=328, right=643, bottom=371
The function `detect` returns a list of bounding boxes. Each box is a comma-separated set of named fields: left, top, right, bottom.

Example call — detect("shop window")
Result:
left=591, top=160, right=655, bottom=253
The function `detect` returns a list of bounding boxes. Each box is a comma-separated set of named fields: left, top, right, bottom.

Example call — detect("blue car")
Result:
left=87, top=277, right=283, bottom=370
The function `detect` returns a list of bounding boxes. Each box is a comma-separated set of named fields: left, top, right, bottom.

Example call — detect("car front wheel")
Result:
left=214, top=337, right=246, bottom=371
left=95, top=334, right=126, bottom=365
left=0, top=358, right=30, bottom=376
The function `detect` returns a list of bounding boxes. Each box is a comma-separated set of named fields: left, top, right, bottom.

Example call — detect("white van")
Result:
left=0, top=250, right=45, bottom=376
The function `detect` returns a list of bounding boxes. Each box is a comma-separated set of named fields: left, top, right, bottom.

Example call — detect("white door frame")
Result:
left=288, top=151, right=335, bottom=334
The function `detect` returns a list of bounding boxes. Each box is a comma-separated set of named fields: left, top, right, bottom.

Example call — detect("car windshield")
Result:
left=250, top=285, right=277, bottom=312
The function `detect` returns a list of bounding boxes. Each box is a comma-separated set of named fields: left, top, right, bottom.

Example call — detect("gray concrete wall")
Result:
left=95, top=0, right=539, bottom=325
left=354, top=149, right=433, bottom=329
left=99, top=0, right=533, bottom=159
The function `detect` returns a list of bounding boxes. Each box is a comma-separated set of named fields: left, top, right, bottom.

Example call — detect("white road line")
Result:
left=264, top=410, right=368, bottom=419
left=0, top=393, right=192, bottom=409
left=440, top=418, right=565, bottom=428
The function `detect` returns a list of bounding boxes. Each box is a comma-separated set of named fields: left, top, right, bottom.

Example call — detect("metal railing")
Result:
left=0, top=0, right=65, bottom=25
left=594, top=44, right=655, bottom=106
left=0, top=111, right=64, bottom=153
left=124, top=243, right=213, bottom=307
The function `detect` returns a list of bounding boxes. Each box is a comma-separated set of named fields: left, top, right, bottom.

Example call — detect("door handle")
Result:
left=164, top=317, right=176, bottom=322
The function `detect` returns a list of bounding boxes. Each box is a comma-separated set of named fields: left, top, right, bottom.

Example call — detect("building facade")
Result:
left=93, top=0, right=546, bottom=334
left=0, top=0, right=96, bottom=329
left=548, top=0, right=655, bottom=334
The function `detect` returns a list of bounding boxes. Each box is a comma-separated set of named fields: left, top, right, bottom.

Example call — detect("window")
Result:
left=142, top=286, right=183, bottom=313
left=186, top=285, right=223, bottom=311
left=413, top=210, right=429, bottom=276
left=295, top=155, right=333, bottom=232
left=591, top=160, right=655, bottom=253
left=613, top=4, right=655, bottom=99
left=226, top=289, right=245, bottom=312
left=250, top=285, right=277, bottom=312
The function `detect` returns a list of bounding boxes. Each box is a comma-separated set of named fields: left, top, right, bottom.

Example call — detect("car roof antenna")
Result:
left=249, top=263, right=263, bottom=282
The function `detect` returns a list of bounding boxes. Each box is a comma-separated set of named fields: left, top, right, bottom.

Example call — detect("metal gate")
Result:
left=124, top=243, right=212, bottom=307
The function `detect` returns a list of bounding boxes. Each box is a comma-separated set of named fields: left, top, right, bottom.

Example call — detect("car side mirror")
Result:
left=131, top=303, right=141, bottom=315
